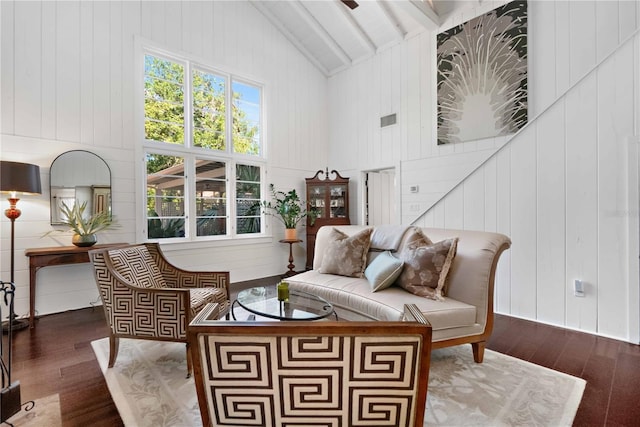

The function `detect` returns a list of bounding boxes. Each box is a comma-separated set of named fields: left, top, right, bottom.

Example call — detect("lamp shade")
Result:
left=0, top=161, right=42, bottom=195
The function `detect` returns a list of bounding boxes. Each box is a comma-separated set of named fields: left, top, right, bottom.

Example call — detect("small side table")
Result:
left=279, top=239, right=303, bottom=277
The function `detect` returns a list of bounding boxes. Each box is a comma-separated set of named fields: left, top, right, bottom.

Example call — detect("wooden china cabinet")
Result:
left=305, top=168, right=350, bottom=269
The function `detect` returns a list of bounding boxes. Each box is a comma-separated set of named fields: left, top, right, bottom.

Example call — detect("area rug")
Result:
left=5, top=393, right=62, bottom=427
left=92, top=337, right=585, bottom=427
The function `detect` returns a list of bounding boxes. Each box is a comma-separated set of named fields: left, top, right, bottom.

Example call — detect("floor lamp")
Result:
left=0, top=161, right=42, bottom=329
left=0, top=160, right=41, bottom=422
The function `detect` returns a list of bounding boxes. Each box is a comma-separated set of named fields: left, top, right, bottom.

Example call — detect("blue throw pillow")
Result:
left=365, top=251, right=404, bottom=292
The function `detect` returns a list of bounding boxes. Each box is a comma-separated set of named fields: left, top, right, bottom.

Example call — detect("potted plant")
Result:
left=50, top=201, right=118, bottom=247
left=262, top=184, right=317, bottom=240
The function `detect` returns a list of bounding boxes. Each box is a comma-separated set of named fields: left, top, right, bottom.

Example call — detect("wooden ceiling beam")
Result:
left=294, top=0, right=352, bottom=66
left=376, top=0, right=407, bottom=40
left=333, top=0, right=377, bottom=54
left=394, top=0, right=441, bottom=31
left=249, top=1, right=331, bottom=77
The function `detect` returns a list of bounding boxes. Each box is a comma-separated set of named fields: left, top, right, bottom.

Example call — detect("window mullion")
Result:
left=226, top=76, right=233, bottom=155
left=184, top=61, right=193, bottom=148
left=225, top=80, right=233, bottom=236
left=186, top=155, right=195, bottom=240
left=227, top=161, right=234, bottom=237
left=184, top=62, right=194, bottom=239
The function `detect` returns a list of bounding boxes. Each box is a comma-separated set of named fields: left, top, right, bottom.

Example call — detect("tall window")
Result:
left=143, top=51, right=264, bottom=240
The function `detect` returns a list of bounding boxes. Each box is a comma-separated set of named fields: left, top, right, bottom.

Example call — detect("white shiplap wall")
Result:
left=328, top=0, right=640, bottom=342
left=0, top=1, right=328, bottom=318
left=419, top=35, right=639, bottom=341
left=422, top=1, right=640, bottom=342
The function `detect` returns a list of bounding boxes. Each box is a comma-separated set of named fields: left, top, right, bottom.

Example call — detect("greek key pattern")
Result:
left=91, top=250, right=188, bottom=339
left=146, top=243, right=231, bottom=317
left=108, top=246, right=167, bottom=288
left=198, top=335, right=422, bottom=426
left=191, top=287, right=227, bottom=318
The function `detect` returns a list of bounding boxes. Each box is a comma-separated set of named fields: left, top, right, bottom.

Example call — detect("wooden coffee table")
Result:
left=232, top=286, right=336, bottom=321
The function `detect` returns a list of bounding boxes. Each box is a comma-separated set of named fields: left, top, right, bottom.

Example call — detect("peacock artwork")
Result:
left=437, top=0, right=527, bottom=145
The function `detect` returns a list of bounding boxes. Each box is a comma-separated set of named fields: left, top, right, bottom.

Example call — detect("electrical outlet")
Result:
left=574, top=279, right=585, bottom=297
left=409, top=204, right=420, bottom=212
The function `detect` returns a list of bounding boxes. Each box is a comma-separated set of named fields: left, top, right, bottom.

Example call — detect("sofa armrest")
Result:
left=403, top=304, right=431, bottom=326
left=424, top=228, right=511, bottom=325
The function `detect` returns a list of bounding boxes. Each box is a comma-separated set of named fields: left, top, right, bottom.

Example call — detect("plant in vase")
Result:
left=48, top=201, right=118, bottom=247
left=261, top=184, right=317, bottom=240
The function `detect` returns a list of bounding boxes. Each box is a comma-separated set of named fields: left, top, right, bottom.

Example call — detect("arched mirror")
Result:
left=49, top=150, right=112, bottom=225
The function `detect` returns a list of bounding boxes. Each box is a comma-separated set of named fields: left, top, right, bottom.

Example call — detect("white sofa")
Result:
left=287, top=225, right=511, bottom=362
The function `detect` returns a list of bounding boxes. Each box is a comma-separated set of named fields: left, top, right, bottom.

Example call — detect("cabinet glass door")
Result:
left=329, top=185, right=347, bottom=218
left=309, top=185, right=326, bottom=218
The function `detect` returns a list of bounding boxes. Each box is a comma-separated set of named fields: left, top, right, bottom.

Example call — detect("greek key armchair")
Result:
left=89, top=243, right=230, bottom=377
left=188, top=303, right=432, bottom=427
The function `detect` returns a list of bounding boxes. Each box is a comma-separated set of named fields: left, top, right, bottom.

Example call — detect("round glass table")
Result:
left=232, top=286, right=336, bottom=321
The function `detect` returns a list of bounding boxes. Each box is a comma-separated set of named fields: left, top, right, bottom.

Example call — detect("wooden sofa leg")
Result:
left=108, top=335, right=119, bottom=368
left=186, top=343, right=193, bottom=379
left=472, top=342, right=485, bottom=363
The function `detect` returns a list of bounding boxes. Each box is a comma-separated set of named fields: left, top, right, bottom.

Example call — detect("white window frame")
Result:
left=138, top=44, right=267, bottom=244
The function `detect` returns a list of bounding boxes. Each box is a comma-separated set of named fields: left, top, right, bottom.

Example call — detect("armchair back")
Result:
left=188, top=304, right=432, bottom=427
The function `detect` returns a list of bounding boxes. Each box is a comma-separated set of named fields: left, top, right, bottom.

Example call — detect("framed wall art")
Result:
left=437, top=0, right=528, bottom=145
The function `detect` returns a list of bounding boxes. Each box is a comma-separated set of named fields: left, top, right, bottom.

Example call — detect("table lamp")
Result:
left=0, top=161, right=42, bottom=330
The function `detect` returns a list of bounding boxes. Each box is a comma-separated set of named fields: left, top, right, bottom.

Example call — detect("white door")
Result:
left=365, top=168, right=396, bottom=225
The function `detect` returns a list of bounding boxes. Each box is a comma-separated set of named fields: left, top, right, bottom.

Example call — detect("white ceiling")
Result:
left=250, top=0, right=450, bottom=76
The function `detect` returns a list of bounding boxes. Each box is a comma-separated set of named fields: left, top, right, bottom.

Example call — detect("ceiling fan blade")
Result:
left=341, top=0, right=359, bottom=10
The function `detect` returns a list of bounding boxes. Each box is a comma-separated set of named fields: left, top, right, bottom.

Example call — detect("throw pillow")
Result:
left=396, top=237, right=458, bottom=300
left=402, top=227, right=433, bottom=248
left=319, top=228, right=373, bottom=278
left=365, top=251, right=404, bottom=292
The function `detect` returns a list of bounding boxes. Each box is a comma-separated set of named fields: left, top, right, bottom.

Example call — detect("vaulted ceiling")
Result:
left=250, top=1, right=451, bottom=76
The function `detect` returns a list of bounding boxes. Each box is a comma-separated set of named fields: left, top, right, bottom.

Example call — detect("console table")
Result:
left=24, top=243, right=126, bottom=328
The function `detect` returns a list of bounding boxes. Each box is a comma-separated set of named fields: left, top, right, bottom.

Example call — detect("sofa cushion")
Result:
left=318, top=227, right=372, bottom=278
left=365, top=251, right=404, bottom=292
left=190, top=288, right=227, bottom=318
left=396, top=238, right=458, bottom=300
left=107, top=246, right=167, bottom=289
left=370, top=225, right=412, bottom=251
left=287, top=270, right=477, bottom=332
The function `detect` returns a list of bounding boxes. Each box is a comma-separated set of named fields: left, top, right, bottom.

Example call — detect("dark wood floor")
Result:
left=3, top=278, right=639, bottom=426
left=487, top=315, right=640, bottom=426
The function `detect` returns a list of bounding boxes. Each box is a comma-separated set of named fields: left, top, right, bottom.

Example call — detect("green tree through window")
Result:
left=144, top=55, right=260, bottom=155
left=146, top=154, right=186, bottom=239
left=143, top=52, right=264, bottom=240
left=193, top=70, right=226, bottom=150
left=144, top=56, right=185, bottom=144
left=232, top=81, right=260, bottom=155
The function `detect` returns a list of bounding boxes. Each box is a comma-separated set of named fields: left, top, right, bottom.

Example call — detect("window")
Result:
left=195, top=159, right=227, bottom=236
left=235, top=164, right=261, bottom=234
left=146, top=154, right=186, bottom=238
left=143, top=51, right=264, bottom=241
left=144, top=56, right=185, bottom=144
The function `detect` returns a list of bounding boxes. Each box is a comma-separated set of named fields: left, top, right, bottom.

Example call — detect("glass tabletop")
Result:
left=234, top=286, right=334, bottom=321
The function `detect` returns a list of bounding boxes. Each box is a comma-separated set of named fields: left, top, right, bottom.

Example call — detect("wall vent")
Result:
left=380, top=113, right=397, bottom=127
